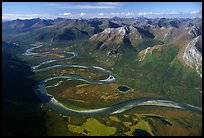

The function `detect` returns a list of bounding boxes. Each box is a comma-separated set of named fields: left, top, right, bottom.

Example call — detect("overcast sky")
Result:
left=2, top=2, right=202, bottom=20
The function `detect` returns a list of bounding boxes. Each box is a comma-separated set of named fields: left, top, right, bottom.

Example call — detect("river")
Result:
left=22, top=43, right=202, bottom=117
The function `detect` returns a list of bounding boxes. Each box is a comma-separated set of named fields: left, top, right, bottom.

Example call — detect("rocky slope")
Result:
left=188, top=25, right=202, bottom=38
left=183, top=36, right=202, bottom=77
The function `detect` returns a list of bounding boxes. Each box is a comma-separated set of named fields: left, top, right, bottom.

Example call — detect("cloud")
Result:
left=80, top=12, right=85, bottom=16
left=111, top=12, right=119, bottom=15
left=97, top=2, right=121, bottom=6
left=190, top=10, right=200, bottom=14
left=137, top=12, right=147, bottom=16
left=44, top=3, right=59, bottom=6
left=2, top=13, right=56, bottom=20
left=125, top=12, right=134, bottom=16
left=63, top=12, right=71, bottom=15
left=61, top=5, right=115, bottom=9
left=99, top=13, right=104, bottom=16
left=45, top=3, right=118, bottom=9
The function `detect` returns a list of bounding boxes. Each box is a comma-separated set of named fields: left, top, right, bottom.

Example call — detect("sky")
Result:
left=2, top=2, right=202, bottom=20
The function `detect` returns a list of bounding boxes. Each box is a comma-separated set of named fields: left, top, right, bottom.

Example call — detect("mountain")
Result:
left=87, top=26, right=134, bottom=65
left=90, top=25, right=154, bottom=45
left=90, top=26, right=129, bottom=45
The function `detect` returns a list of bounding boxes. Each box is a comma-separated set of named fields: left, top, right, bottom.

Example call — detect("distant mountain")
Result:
left=3, top=17, right=202, bottom=41
left=2, top=18, right=42, bottom=32
left=2, top=18, right=95, bottom=42
left=2, top=20, right=10, bottom=23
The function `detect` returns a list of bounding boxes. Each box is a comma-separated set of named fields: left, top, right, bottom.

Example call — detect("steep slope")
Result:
left=183, top=36, right=202, bottom=77
left=188, top=25, right=202, bottom=38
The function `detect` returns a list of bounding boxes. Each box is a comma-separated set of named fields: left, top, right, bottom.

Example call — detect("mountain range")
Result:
left=2, top=17, right=202, bottom=76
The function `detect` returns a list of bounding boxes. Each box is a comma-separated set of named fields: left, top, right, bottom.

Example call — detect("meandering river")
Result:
left=23, top=43, right=202, bottom=116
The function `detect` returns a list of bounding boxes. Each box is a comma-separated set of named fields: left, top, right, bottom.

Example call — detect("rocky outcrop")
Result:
left=188, top=25, right=202, bottom=38
left=138, top=45, right=164, bottom=61
left=183, top=36, right=202, bottom=77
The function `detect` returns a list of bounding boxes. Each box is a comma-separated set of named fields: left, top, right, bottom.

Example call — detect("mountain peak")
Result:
left=90, top=25, right=155, bottom=46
